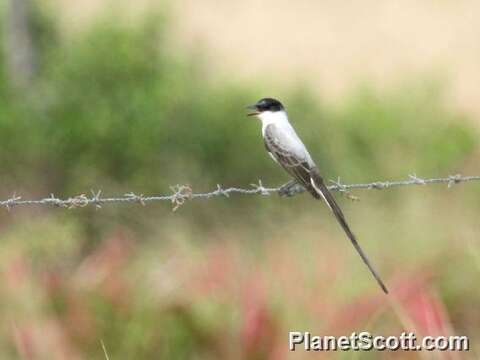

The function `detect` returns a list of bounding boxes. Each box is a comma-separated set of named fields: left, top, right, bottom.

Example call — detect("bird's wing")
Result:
left=263, top=124, right=318, bottom=196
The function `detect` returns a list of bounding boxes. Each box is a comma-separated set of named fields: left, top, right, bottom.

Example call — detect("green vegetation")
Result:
left=0, top=7, right=478, bottom=359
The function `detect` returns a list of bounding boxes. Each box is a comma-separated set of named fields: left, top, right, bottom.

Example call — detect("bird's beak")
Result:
left=245, top=104, right=259, bottom=117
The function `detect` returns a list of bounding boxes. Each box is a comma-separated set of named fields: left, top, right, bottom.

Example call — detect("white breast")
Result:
left=259, top=110, right=290, bottom=136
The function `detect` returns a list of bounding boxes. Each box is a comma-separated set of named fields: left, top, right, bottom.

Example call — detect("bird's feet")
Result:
left=278, top=180, right=306, bottom=197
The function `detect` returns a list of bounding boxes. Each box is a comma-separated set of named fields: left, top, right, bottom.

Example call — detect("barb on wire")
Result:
left=170, top=185, right=193, bottom=211
left=328, top=177, right=360, bottom=202
left=0, top=174, right=479, bottom=211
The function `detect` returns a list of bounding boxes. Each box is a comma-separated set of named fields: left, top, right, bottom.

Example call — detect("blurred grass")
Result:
left=0, top=4, right=479, bottom=359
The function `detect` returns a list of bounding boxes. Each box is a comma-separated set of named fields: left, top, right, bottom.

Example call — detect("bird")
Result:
left=246, top=97, right=388, bottom=294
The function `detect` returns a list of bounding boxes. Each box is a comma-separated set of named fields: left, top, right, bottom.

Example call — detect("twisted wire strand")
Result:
left=0, top=174, right=478, bottom=211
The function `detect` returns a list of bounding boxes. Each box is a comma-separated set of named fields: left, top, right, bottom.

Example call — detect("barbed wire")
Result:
left=0, top=174, right=479, bottom=211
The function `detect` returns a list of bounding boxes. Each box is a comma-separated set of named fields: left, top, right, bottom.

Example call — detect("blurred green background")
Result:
left=0, top=1, right=479, bottom=359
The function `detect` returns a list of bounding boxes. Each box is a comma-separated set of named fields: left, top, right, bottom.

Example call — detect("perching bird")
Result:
left=246, top=97, right=388, bottom=294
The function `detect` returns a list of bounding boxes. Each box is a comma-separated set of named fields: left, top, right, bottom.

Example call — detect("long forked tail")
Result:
left=309, top=169, right=388, bottom=294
